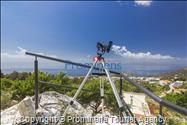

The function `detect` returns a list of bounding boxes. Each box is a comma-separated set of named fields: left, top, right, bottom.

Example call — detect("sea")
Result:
left=1, top=68, right=176, bottom=77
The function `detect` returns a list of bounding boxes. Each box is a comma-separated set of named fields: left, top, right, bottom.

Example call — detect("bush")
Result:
left=1, top=78, right=15, bottom=90
left=1, top=91, right=12, bottom=109
left=163, top=91, right=187, bottom=109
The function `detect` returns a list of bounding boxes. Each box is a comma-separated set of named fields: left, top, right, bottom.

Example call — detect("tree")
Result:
left=1, top=70, right=4, bottom=78
left=78, top=78, right=101, bottom=114
left=1, top=78, right=15, bottom=109
left=181, top=82, right=187, bottom=89
left=163, top=91, right=187, bottom=109
left=6, top=71, right=19, bottom=80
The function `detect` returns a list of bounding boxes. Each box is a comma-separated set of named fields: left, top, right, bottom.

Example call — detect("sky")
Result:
left=1, top=1, right=187, bottom=73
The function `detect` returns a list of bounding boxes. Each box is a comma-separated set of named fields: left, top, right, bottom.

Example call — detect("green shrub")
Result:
left=1, top=91, right=12, bottom=109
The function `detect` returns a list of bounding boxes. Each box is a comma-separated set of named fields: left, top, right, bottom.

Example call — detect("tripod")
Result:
left=62, top=55, right=126, bottom=118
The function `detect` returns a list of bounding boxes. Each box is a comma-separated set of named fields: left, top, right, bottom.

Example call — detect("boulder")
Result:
left=1, top=91, right=93, bottom=125
left=1, top=96, right=35, bottom=125
left=1, top=91, right=122, bottom=125
left=36, top=91, right=93, bottom=125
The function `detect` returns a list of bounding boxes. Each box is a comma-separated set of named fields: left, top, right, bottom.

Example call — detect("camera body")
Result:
left=96, top=41, right=113, bottom=57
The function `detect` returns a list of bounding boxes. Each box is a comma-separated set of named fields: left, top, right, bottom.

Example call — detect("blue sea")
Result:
left=1, top=68, right=87, bottom=76
left=1, top=68, right=177, bottom=76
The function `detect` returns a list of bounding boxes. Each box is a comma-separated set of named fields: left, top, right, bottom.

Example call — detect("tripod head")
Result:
left=96, top=41, right=113, bottom=57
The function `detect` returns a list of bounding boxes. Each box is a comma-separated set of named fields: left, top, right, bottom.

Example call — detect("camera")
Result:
left=96, top=41, right=113, bottom=56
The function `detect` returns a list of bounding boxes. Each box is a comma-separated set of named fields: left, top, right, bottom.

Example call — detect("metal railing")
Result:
left=25, top=52, right=187, bottom=120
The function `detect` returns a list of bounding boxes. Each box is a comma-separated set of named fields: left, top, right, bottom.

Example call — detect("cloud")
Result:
left=1, top=47, right=58, bottom=62
left=1, top=47, right=59, bottom=68
left=112, top=44, right=174, bottom=60
left=111, top=44, right=187, bottom=74
left=2, top=47, right=31, bottom=61
left=134, top=0, right=152, bottom=6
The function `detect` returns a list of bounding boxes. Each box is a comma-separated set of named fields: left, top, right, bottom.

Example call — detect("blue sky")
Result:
left=1, top=1, right=187, bottom=72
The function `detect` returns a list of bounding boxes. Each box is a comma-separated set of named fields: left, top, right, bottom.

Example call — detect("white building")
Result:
left=159, top=80, right=171, bottom=86
left=122, top=92, right=151, bottom=117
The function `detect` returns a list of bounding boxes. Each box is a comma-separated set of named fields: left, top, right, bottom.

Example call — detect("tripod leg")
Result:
left=62, top=60, right=98, bottom=117
left=100, top=78, right=104, bottom=114
left=101, top=62, right=123, bottom=109
left=102, top=62, right=129, bottom=119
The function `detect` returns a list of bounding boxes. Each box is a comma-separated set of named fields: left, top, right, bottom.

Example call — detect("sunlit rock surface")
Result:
left=1, top=96, right=35, bottom=125
left=1, top=91, right=93, bottom=125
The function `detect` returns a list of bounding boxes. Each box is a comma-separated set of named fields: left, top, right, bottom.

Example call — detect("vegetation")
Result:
left=159, top=68, right=187, bottom=81
left=1, top=70, right=187, bottom=124
left=1, top=71, right=118, bottom=114
left=163, top=91, right=187, bottom=109
left=140, top=82, right=170, bottom=95
left=1, top=71, right=186, bottom=108
left=181, top=82, right=187, bottom=89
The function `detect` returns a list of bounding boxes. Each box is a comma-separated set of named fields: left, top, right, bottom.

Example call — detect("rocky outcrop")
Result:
left=1, top=96, right=35, bottom=125
left=1, top=91, right=122, bottom=125
left=1, top=91, right=93, bottom=125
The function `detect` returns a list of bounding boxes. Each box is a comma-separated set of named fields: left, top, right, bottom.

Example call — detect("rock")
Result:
left=18, top=97, right=35, bottom=117
left=1, top=91, right=93, bottom=125
left=36, top=91, right=93, bottom=125
left=10, top=100, right=18, bottom=106
left=1, top=96, right=35, bottom=125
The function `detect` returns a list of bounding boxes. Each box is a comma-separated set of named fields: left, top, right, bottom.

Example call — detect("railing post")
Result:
left=157, top=104, right=164, bottom=125
left=159, top=104, right=163, bottom=116
left=119, top=75, right=123, bottom=116
left=120, top=76, right=123, bottom=97
left=34, top=57, right=39, bottom=110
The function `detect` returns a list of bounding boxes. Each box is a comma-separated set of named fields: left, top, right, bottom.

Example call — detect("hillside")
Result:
left=159, top=68, right=187, bottom=81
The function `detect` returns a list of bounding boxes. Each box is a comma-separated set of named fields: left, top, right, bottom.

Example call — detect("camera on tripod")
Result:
left=96, top=41, right=113, bottom=57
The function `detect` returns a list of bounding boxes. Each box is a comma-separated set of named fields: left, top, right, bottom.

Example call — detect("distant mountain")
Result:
left=158, top=68, right=187, bottom=81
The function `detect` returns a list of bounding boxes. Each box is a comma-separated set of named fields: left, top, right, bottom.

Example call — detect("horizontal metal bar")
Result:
left=122, top=75, right=162, bottom=102
left=92, top=73, right=106, bottom=76
left=122, top=74, right=187, bottom=116
left=39, top=81, right=113, bottom=95
left=26, top=51, right=187, bottom=116
left=160, top=99, right=187, bottom=116
left=25, top=52, right=120, bottom=75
